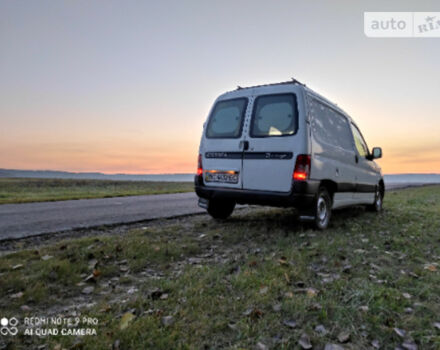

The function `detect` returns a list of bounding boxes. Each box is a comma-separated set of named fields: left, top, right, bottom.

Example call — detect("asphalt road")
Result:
left=0, top=183, right=436, bottom=241
left=0, top=192, right=203, bottom=241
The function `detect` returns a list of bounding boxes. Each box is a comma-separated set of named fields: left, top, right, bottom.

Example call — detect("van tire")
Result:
left=313, top=187, right=332, bottom=230
left=367, top=184, right=384, bottom=212
left=207, top=199, right=235, bottom=220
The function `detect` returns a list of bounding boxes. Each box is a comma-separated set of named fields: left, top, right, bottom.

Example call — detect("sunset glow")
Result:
left=1, top=0, right=439, bottom=175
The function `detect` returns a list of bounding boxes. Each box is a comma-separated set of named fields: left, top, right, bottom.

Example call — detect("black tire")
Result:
left=313, top=187, right=332, bottom=230
left=207, top=199, right=235, bottom=220
left=367, top=184, right=384, bottom=212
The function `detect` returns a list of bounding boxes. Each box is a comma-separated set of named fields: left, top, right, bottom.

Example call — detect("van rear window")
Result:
left=206, top=98, right=247, bottom=139
left=250, top=94, right=298, bottom=137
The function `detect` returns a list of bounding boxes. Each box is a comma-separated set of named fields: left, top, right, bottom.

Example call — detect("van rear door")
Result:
left=242, top=93, right=299, bottom=192
left=201, top=97, right=248, bottom=189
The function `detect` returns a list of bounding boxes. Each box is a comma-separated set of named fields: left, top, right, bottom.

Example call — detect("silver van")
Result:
left=195, top=80, right=384, bottom=229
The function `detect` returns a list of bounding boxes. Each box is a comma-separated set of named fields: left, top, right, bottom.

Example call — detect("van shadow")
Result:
left=225, top=205, right=368, bottom=234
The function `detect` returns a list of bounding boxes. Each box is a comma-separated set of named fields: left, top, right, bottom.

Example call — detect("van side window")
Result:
left=350, top=123, right=369, bottom=157
left=206, top=98, right=247, bottom=139
left=310, top=98, right=352, bottom=150
left=250, top=94, right=298, bottom=137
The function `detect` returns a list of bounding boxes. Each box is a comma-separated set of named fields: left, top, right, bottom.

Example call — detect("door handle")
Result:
left=355, top=155, right=359, bottom=163
left=240, top=140, right=249, bottom=151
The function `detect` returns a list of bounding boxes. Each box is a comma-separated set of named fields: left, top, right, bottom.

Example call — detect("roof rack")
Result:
left=236, top=77, right=305, bottom=90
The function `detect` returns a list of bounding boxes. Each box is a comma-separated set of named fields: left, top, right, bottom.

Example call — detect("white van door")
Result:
left=308, top=97, right=357, bottom=208
left=201, top=97, right=248, bottom=189
left=242, top=93, right=299, bottom=192
left=350, top=123, right=376, bottom=203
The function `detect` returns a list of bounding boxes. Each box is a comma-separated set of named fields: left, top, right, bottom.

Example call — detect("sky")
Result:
left=1, top=0, right=439, bottom=174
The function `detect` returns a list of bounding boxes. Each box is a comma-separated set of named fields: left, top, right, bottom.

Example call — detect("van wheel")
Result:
left=313, top=187, right=332, bottom=230
left=207, top=199, right=235, bottom=220
left=367, top=184, right=384, bottom=212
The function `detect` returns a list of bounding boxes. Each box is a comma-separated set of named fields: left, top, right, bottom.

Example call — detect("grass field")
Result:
left=0, top=186, right=439, bottom=349
left=0, top=178, right=194, bottom=204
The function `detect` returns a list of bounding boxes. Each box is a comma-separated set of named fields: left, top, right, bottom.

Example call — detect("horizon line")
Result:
left=1, top=168, right=440, bottom=177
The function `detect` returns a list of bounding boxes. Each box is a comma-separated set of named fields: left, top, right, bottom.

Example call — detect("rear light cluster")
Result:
left=197, top=153, right=309, bottom=181
left=197, top=154, right=203, bottom=176
left=293, top=154, right=311, bottom=181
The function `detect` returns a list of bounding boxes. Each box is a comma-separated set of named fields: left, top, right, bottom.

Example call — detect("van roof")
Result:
left=219, top=79, right=353, bottom=123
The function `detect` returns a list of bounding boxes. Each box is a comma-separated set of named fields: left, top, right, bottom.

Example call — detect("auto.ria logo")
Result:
left=1, top=317, right=19, bottom=336
left=364, top=12, right=440, bottom=37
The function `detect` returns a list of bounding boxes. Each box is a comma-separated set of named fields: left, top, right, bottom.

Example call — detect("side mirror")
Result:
left=371, top=147, right=382, bottom=159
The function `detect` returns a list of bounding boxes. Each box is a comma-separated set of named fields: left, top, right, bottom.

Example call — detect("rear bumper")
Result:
left=194, top=175, right=318, bottom=210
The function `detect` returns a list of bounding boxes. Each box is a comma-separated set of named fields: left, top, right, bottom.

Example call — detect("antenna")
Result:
left=291, top=77, right=305, bottom=86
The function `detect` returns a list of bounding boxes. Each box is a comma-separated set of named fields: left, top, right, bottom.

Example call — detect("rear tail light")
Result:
left=293, top=154, right=311, bottom=181
left=197, top=154, right=203, bottom=176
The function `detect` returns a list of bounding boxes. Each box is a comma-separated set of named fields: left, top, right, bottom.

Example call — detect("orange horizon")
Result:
left=1, top=121, right=439, bottom=175
left=2, top=158, right=439, bottom=176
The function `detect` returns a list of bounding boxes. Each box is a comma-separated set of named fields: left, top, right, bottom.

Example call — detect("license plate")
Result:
left=205, top=172, right=239, bottom=184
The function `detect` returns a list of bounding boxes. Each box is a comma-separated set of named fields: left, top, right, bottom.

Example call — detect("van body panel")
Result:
left=352, top=146, right=381, bottom=202
left=201, top=140, right=243, bottom=189
left=306, top=94, right=361, bottom=206
left=353, top=157, right=380, bottom=202
left=348, top=122, right=381, bottom=204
